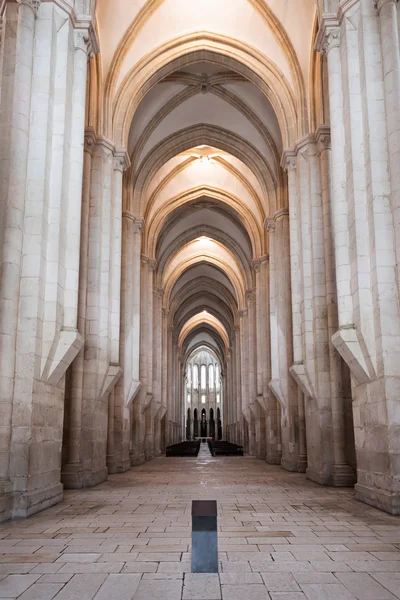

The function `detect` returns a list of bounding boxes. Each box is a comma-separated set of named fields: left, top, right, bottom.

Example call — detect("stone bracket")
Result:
left=125, top=379, right=141, bottom=407
left=269, top=379, right=285, bottom=407
left=100, top=364, right=122, bottom=400
left=332, top=327, right=375, bottom=384
left=256, top=395, right=266, bottom=410
left=248, top=403, right=258, bottom=418
left=158, top=406, right=167, bottom=420
left=43, top=328, right=84, bottom=386
left=141, top=392, right=153, bottom=414
left=289, top=363, right=315, bottom=399
left=241, top=408, right=250, bottom=423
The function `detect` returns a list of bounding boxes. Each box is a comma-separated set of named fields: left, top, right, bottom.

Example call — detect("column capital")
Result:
left=264, top=217, right=276, bottom=233
left=315, top=15, right=340, bottom=54
left=84, top=127, right=97, bottom=155
left=94, top=135, right=115, bottom=158
left=281, top=149, right=297, bottom=172
left=16, top=0, right=40, bottom=15
left=374, top=0, right=397, bottom=11
left=252, top=255, right=268, bottom=271
left=142, top=255, right=157, bottom=271
left=316, top=125, right=331, bottom=154
left=238, top=309, right=248, bottom=318
left=114, top=148, right=131, bottom=172
left=153, top=286, right=164, bottom=300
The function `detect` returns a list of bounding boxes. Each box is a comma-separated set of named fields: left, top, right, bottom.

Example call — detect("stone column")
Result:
left=376, top=0, right=400, bottom=282
left=316, top=126, right=354, bottom=485
left=67, top=130, right=95, bottom=468
left=0, top=0, right=38, bottom=493
left=129, top=220, right=144, bottom=465
left=106, top=151, right=130, bottom=473
left=275, top=210, right=299, bottom=471
left=234, top=326, right=241, bottom=439
left=265, top=220, right=280, bottom=464
left=239, top=309, right=249, bottom=423
left=246, top=290, right=257, bottom=455
left=63, top=136, right=114, bottom=489
left=167, top=325, right=174, bottom=445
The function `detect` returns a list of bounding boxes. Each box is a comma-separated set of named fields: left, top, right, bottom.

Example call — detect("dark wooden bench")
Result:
left=207, top=440, right=244, bottom=456
left=166, top=441, right=201, bottom=457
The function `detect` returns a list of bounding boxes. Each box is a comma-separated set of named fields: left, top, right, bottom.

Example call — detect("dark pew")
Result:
left=207, top=440, right=244, bottom=456
left=166, top=441, right=201, bottom=457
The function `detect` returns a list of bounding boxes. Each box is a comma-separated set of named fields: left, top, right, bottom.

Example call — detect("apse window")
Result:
left=187, top=394, right=191, bottom=404
left=209, top=364, right=214, bottom=389
left=216, top=364, right=220, bottom=389
left=201, top=365, right=206, bottom=389
left=193, top=365, right=199, bottom=390
left=217, top=394, right=220, bottom=403
left=201, top=395, right=206, bottom=404
left=187, top=365, right=192, bottom=389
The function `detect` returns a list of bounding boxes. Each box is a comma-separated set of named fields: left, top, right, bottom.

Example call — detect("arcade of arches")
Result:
left=1, top=0, right=400, bottom=525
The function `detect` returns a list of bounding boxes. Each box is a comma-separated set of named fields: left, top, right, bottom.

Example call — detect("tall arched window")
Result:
left=216, top=363, right=220, bottom=390
left=193, top=365, right=199, bottom=390
left=200, top=365, right=206, bottom=389
left=187, top=365, right=192, bottom=389
left=187, top=393, right=191, bottom=404
left=209, top=364, right=214, bottom=389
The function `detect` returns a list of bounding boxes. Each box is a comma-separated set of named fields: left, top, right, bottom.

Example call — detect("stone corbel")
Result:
left=158, top=405, right=168, bottom=420
left=252, top=255, right=268, bottom=272
left=84, top=127, right=97, bottom=155
left=256, top=395, right=266, bottom=410
left=315, top=14, right=340, bottom=54
left=316, top=125, right=331, bottom=154
left=125, top=378, right=141, bottom=407
left=269, top=380, right=285, bottom=407
left=289, top=362, right=315, bottom=399
left=241, top=407, right=250, bottom=423
left=281, top=149, right=297, bottom=172
left=43, top=328, right=84, bottom=386
left=114, top=148, right=131, bottom=173
left=264, top=217, right=276, bottom=233
left=100, top=363, right=122, bottom=400
left=332, top=326, right=376, bottom=384
left=141, top=392, right=153, bottom=414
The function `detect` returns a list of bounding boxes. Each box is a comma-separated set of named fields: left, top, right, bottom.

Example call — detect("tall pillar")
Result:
left=316, top=6, right=400, bottom=512
left=274, top=210, right=299, bottom=471
left=0, top=0, right=39, bottom=520
left=106, top=151, right=130, bottom=473
left=265, top=220, right=280, bottom=464
left=376, top=0, right=400, bottom=283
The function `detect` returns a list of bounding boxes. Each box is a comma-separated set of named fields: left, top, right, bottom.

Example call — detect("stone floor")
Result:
left=1, top=448, right=400, bottom=599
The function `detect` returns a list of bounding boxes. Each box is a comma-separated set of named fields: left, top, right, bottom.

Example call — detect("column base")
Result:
left=306, top=467, right=333, bottom=486
left=281, top=458, right=299, bottom=472
left=62, top=464, right=108, bottom=489
left=297, top=455, right=308, bottom=473
left=0, top=479, right=14, bottom=523
left=12, top=482, right=63, bottom=519
left=145, top=452, right=155, bottom=462
left=332, top=463, right=356, bottom=487
left=266, top=455, right=281, bottom=465
left=107, top=459, right=131, bottom=474
left=131, top=453, right=145, bottom=466
left=355, top=483, right=400, bottom=515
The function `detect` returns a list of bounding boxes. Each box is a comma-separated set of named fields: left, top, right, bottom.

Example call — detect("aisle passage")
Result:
left=1, top=457, right=400, bottom=599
